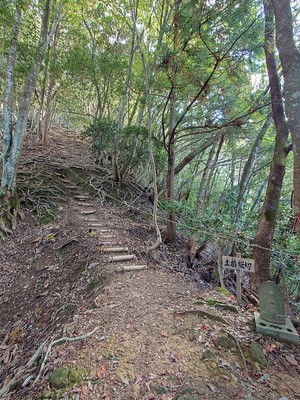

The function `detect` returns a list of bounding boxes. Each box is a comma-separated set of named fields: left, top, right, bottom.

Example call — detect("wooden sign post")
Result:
left=222, top=253, right=255, bottom=304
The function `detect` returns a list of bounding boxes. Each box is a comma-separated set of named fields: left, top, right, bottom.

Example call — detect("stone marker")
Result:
left=258, top=281, right=286, bottom=324
left=254, top=281, right=299, bottom=345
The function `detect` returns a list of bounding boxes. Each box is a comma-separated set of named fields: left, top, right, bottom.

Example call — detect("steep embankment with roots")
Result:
left=0, top=127, right=299, bottom=400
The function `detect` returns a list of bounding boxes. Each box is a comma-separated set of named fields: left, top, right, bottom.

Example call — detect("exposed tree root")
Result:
left=0, top=193, right=21, bottom=239
left=175, top=309, right=229, bottom=325
left=223, top=329, right=248, bottom=371
left=34, top=326, right=99, bottom=383
left=0, top=327, right=99, bottom=398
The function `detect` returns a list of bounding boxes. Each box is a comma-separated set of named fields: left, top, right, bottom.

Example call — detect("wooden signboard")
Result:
left=222, top=253, right=255, bottom=304
left=222, top=256, right=255, bottom=272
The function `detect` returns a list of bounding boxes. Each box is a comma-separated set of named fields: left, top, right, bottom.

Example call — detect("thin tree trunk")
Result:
left=196, top=139, right=218, bottom=211
left=271, top=0, right=300, bottom=238
left=113, top=0, right=138, bottom=181
left=249, top=179, right=268, bottom=214
left=233, top=114, right=272, bottom=227
left=41, top=25, right=59, bottom=145
left=165, top=89, right=176, bottom=244
left=214, top=173, right=230, bottom=215
left=252, top=0, right=290, bottom=288
left=82, top=17, right=102, bottom=119
left=200, top=134, right=224, bottom=214
left=139, top=47, right=162, bottom=251
left=36, top=47, right=49, bottom=140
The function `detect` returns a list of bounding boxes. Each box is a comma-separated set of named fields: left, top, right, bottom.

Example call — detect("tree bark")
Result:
left=196, top=138, right=218, bottom=211
left=200, top=134, right=224, bottom=214
left=2, top=5, right=22, bottom=163
left=233, top=114, right=272, bottom=227
left=165, top=88, right=177, bottom=245
left=0, top=0, right=60, bottom=236
left=252, top=0, right=290, bottom=288
left=41, top=25, right=59, bottom=145
left=113, top=0, right=138, bottom=182
left=271, top=0, right=300, bottom=238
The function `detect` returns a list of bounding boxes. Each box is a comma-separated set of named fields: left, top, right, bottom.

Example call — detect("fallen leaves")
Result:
left=96, top=363, right=109, bottom=379
left=264, top=342, right=279, bottom=353
left=8, top=327, right=23, bottom=345
left=285, top=354, right=298, bottom=366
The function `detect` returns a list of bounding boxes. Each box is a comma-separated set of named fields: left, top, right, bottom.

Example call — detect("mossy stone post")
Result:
left=255, top=281, right=299, bottom=345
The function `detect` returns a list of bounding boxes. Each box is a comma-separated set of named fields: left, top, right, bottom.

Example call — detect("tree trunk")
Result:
left=200, top=134, right=224, bottom=214
left=252, top=0, right=290, bottom=288
left=165, top=89, right=176, bottom=245
left=249, top=179, right=268, bottom=214
left=36, top=47, right=49, bottom=140
left=196, top=138, right=218, bottom=211
left=137, top=35, right=162, bottom=251
left=41, top=26, right=59, bottom=145
left=271, top=0, right=300, bottom=238
left=113, top=0, right=138, bottom=182
left=0, top=0, right=58, bottom=236
left=2, top=5, right=22, bottom=162
left=233, top=114, right=272, bottom=227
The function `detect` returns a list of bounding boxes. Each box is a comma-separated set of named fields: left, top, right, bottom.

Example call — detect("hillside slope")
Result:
left=0, top=128, right=299, bottom=400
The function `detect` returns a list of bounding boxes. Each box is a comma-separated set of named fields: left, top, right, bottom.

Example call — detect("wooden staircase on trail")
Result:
left=73, top=193, right=147, bottom=273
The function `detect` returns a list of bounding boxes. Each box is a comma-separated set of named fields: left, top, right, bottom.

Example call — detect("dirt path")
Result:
left=0, top=128, right=299, bottom=400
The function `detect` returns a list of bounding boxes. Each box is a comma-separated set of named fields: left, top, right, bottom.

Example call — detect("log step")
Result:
left=88, top=226, right=111, bottom=232
left=100, top=242, right=121, bottom=246
left=87, top=223, right=106, bottom=227
left=80, top=210, right=96, bottom=215
left=108, top=254, right=135, bottom=262
left=104, top=247, right=129, bottom=253
left=75, top=195, right=90, bottom=200
left=116, top=265, right=147, bottom=272
left=84, top=218, right=98, bottom=222
left=77, top=202, right=94, bottom=206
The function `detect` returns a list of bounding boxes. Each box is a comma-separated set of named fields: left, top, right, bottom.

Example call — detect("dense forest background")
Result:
left=0, top=0, right=299, bottom=302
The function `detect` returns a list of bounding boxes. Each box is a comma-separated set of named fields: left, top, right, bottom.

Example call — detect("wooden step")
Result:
left=100, top=242, right=121, bottom=246
left=80, top=210, right=96, bottom=215
left=104, top=247, right=129, bottom=253
left=77, top=202, right=94, bottom=206
left=75, top=195, right=90, bottom=200
left=87, top=223, right=106, bottom=227
left=116, top=265, right=147, bottom=272
left=88, top=226, right=111, bottom=232
left=108, top=254, right=135, bottom=262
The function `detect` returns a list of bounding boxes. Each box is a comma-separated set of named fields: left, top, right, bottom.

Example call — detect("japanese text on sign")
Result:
left=222, top=256, right=255, bottom=272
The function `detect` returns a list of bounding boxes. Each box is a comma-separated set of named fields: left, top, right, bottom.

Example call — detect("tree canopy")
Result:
left=0, top=0, right=299, bottom=296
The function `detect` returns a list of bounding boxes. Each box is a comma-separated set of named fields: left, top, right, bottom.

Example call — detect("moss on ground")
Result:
left=49, top=365, right=85, bottom=389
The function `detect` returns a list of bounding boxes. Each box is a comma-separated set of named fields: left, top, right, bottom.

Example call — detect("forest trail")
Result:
left=0, top=128, right=299, bottom=400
